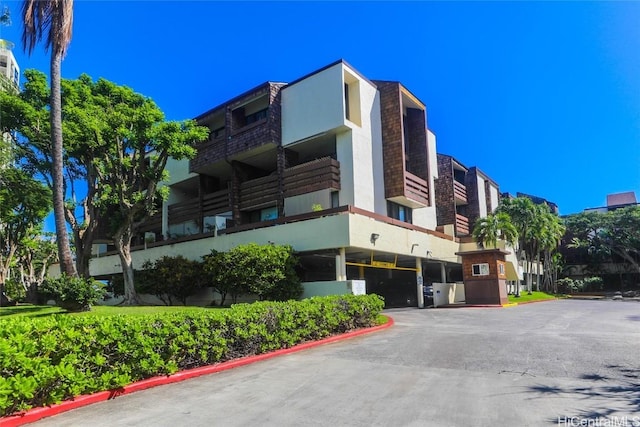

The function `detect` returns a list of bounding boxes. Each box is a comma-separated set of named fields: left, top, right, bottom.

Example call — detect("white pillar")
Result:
left=335, top=248, right=347, bottom=281
left=440, top=262, right=447, bottom=284
left=162, top=200, right=169, bottom=240
left=416, top=258, right=424, bottom=309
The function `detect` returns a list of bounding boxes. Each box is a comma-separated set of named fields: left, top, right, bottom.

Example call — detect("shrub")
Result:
left=202, top=250, right=247, bottom=306
left=581, top=276, right=604, bottom=292
left=138, top=256, right=206, bottom=305
left=3, top=279, right=26, bottom=303
left=556, top=277, right=604, bottom=294
left=39, top=275, right=106, bottom=311
left=218, top=243, right=302, bottom=302
left=0, top=294, right=384, bottom=416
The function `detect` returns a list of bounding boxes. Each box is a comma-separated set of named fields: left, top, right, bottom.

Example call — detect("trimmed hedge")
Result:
left=0, top=294, right=384, bottom=416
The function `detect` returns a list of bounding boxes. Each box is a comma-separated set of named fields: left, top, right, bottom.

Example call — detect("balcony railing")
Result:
left=453, top=180, right=467, bottom=204
left=240, top=157, right=341, bottom=210
left=404, top=172, right=429, bottom=206
left=284, top=157, right=341, bottom=198
left=138, top=212, right=162, bottom=234
left=168, top=188, right=231, bottom=226
left=456, top=213, right=470, bottom=235
left=239, top=174, right=279, bottom=210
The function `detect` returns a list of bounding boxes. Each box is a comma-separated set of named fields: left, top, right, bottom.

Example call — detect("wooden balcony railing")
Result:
left=284, top=157, right=340, bottom=198
left=240, top=157, right=340, bottom=210
left=404, top=172, right=429, bottom=206
left=453, top=180, right=467, bottom=204
left=456, top=213, right=470, bottom=235
left=239, top=174, right=279, bottom=210
left=168, top=188, right=231, bottom=225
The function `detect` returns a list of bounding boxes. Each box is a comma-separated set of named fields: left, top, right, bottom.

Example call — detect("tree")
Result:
left=202, top=250, right=245, bottom=306
left=538, top=210, right=565, bottom=292
left=84, top=77, right=208, bottom=305
left=472, top=212, right=518, bottom=250
left=138, top=256, right=205, bottom=305
left=3, top=70, right=109, bottom=278
left=497, top=197, right=537, bottom=294
left=14, top=232, right=58, bottom=302
left=0, top=167, right=51, bottom=305
left=2, top=72, right=208, bottom=300
left=565, top=206, right=640, bottom=285
left=21, top=0, right=76, bottom=276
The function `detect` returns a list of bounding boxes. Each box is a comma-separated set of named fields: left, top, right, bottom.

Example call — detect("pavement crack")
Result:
left=498, top=369, right=536, bottom=377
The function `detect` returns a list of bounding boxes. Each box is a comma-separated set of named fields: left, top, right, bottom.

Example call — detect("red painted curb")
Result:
left=0, top=316, right=393, bottom=427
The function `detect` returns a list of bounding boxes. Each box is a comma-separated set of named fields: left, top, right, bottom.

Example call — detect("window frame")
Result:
left=472, top=263, right=490, bottom=276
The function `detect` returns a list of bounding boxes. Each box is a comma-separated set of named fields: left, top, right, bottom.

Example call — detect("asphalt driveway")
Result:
left=31, top=299, right=640, bottom=426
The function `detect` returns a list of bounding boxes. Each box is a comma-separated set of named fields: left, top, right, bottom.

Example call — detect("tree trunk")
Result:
left=74, top=228, right=95, bottom=279
left=50, top=51, right=77, bottom=277
left=113, top=227, right=140, bottom=305
left=535, top=252, right=541, bottom=292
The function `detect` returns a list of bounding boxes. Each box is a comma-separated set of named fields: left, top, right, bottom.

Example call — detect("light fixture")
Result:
left=370, top=233, right=380, bottom=245
left=411, top=243, right=419, bottom=253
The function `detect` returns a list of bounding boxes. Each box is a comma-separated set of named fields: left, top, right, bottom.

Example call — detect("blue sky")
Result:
left=1, top=1, right=639, bottom=216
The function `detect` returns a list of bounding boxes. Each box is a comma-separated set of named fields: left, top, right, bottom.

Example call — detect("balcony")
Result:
left=456, top=214, right=470, bottom=236
left=168, top=188, right=231, bottom=227
left=454, top=180, right=467, bottom=204
left=239, top=157, right=341, bottom=210
left=404, top=172, right=429, bottom=206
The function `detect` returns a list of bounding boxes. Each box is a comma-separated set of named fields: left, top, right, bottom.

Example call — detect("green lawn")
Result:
left=508, top=291, right=558, bottom=303
left=0, top=304, right=223, bottom=319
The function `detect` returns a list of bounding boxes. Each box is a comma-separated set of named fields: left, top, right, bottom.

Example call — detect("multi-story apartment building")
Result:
left=434, top=154, right=500, bottom=237
left=0, top=39, right=19, bottom=93
left=90, top=60, right=522, bottom=307
left=584, top=191, right=638, bottom=213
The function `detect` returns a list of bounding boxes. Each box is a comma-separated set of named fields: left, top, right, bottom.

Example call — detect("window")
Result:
left=210, top=126, right=225, bottom=140
left=472, top=263, right=490, bottom=276
left=248, top=206, right=278, bottom=223
left=245, top=108, right=268, bottom=125
left=343, top=70, right=361, bottom=125
left=260, top=206, right=278, bottom=221
left=498, top=263, right=505, bottom=275
left=344, top=83, right=350, bottom=120
left=331, top=191, right=339, bottom=208
left=387, top=201, right=412, bottom=224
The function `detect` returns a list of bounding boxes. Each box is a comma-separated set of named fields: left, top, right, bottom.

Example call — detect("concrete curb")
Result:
left=1, top=316, right=394, bottom=427
left=510, top=298, right=558, bottom=305
left=437, top=303, right=516, bottom=309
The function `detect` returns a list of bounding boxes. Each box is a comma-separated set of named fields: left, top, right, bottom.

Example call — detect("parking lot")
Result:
left=32, top=299, right=640, bottom=426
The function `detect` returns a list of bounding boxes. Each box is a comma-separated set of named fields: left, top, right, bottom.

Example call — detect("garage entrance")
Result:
left=345, top=252, right=421, bottom=308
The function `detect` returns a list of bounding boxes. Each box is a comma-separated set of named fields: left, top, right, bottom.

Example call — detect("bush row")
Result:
left=0, top=294, right=384, bottom=416
left=110, top=244, right=303, bottom=306
left=556, top=276, right=604, bottom=293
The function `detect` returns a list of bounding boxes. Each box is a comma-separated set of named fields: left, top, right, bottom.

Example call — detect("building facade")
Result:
left=0, top=39, right=19, bottom=93
left=89, top=60, right=522, bottom=307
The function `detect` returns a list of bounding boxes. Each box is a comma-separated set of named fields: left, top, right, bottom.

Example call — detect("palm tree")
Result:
left=472, top=212, right=518, bottom=250
left=497, top=197, right=537, bottom=294
left=21, top=0, right=76, bottom=276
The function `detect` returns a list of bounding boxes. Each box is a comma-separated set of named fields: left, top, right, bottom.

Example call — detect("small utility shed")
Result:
left=455, top=249, right=510, bottom=305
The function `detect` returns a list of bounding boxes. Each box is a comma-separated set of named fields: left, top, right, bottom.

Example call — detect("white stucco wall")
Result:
left=89, top=212, right=461, bottom=277
left=489, top=184, right=499, bottom=213
left=281, top=63, right=345, bottom=146
left=340, top=73, right=384, bottom=213
left=477, top=176, right=488, bottom=218
left=164, top=157, right=197, bottom=187
left=284, top=189, right=333, bottom=216
left=285, top=62, right=383, bottom=214
left=411, top=129, right=440, bottom=230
